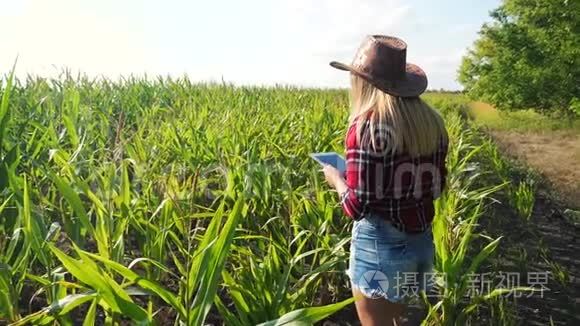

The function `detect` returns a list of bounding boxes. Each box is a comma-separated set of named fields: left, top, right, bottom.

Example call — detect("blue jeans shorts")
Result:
left=347, top=214, right=435, bottom=303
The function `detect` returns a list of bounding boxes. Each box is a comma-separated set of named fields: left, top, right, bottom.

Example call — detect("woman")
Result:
left=322, top=35, right=448, bottom=325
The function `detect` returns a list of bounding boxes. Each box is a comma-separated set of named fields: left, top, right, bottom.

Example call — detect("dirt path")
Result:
left=468, top=101, right=580, bottom=208
left=489, top=130, right=580, bottom=208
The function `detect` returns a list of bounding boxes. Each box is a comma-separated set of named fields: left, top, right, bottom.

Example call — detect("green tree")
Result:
left=459, top=0, right=580, bottom=115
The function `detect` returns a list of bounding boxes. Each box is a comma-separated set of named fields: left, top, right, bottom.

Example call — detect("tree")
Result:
left=458, top=0, right=580, bottom=115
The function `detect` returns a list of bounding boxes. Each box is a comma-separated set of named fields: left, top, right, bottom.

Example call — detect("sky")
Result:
left=0, top=0, right=501, bottom=90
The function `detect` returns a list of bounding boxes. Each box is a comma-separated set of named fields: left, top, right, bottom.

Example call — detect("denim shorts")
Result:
left=347, top=214, right=435, bottom=303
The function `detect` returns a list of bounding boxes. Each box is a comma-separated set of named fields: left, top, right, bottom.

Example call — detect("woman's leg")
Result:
left=352, top=288, right=405, bottom=326
left=349, top=216, right=430, bottom=325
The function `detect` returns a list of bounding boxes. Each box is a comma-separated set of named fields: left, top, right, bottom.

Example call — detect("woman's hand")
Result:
left=322, top=164, right=341, bottom=188
left=321, top=165, right=348, bottom=194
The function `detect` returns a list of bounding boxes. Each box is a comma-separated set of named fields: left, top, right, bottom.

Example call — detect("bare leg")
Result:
left=352, top=288, right=406, bottom=326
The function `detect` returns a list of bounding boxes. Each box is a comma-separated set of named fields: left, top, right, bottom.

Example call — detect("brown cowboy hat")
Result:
left=330, top=35, right=427, bottom=97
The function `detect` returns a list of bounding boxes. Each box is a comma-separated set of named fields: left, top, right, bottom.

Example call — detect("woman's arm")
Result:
left=322, top=123, right=371, bottom=220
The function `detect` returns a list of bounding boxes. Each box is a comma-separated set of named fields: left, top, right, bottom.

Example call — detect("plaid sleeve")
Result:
left=340, top=122, right=374, bottom=220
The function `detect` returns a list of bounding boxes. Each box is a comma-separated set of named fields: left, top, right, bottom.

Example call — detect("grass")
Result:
left=0, top=75, right=537, bottom=325
left=467, top=102, right=580, bottom=133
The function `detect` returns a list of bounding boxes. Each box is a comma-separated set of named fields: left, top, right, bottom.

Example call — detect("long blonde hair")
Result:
left=349, top=74, right=447, bottom=157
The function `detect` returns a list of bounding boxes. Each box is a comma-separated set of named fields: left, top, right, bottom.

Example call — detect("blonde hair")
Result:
left=349, top=74, right=447, bottom=157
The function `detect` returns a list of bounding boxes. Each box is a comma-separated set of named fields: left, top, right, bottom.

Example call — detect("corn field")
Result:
left=0, top=74, right=529, bottom=325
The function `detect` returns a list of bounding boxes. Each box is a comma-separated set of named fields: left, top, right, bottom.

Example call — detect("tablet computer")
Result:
left=310, top=152, right=346, bottom=174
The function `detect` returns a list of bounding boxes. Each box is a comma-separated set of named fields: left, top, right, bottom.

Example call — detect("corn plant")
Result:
left=424, top=111, right=530, bottom=325
left=0, top=73, right=524, bottom=325
left=509, top=178, right=536, bottom=221
left=482, top=139, right=511, bottom=184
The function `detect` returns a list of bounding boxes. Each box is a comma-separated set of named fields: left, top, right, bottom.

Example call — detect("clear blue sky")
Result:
left=0, top=0, right=501, bottom=90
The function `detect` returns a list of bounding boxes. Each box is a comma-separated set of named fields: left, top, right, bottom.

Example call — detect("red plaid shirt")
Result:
left=340, top=119, right=448, bottom=233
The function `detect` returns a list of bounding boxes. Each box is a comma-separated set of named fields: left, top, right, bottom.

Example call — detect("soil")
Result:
left=488, top=130, right=580, bottom=209
left=479, top=190, right=580, bottom=325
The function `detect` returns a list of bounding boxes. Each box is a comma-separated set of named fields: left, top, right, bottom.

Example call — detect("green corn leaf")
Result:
left=25, top=273, right=51, bottom=286
left=465, top=236, right=502, bottom=277
left=187, top=199, right=226, bottom=298
left=9, top=310, right=55, bottom=326
left=48, top=171, right=109, bottom=258
left=189, top=197, right=245, bottom=325
left=219, top=270, right=252, bottom=324
left=11, top=292, right=97, bottom=326
left=0, top=63, right=15, bottom=153
left=82, top=298, right=98, bottom=326
left=48, top=245, right=119, bottom=308
left=62, top=114, right=79, bottom=148
left=56, top=292, right=98, bottom=316
left=0, top=263, right=17, bottom=320
left=257, top=297, right=355, bottom=326
left=214, top=295, right=246, bottom=326
left=73, top=248, right=151, bottom=324
left=0, top=145, right=19, bottom=191
left=22, top=177, right=50, bottom=267
left=48, top=244, right=151, bottom=324
left=84, top=251, right=186, bottom=318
